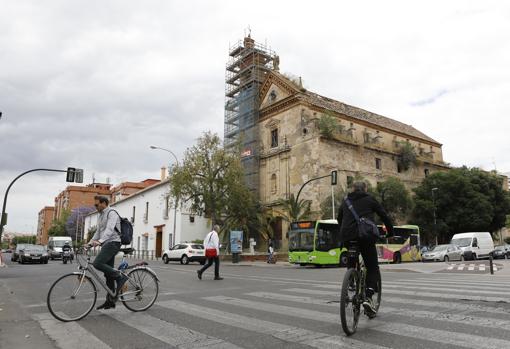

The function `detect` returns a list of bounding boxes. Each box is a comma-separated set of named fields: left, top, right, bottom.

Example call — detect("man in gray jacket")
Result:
left=90, top=196, right=128, bottom=310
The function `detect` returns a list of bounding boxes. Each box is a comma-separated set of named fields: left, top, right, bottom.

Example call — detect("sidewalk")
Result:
left=0, top=281, right=55, bottom=349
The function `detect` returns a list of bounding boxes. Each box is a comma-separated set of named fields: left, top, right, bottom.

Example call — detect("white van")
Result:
left=48, top=236, right=73, bottom=260
left=450, top=232, right=494, bottom=260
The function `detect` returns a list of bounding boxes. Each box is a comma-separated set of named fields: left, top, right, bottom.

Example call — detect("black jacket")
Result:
left=337, top=191, right=394, bottom=243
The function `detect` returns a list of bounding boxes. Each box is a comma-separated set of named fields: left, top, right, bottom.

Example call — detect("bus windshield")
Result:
left=289, top=229, right=314, bottom=252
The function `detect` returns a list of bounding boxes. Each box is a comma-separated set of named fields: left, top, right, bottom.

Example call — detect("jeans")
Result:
left=199, top=257, right=220, bottom=277
left=93, top=241, right=121, bottom=294
left=345, top=239, right=379, bottom=297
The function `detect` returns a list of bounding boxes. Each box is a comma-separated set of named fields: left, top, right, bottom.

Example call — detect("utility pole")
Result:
left=432, top=187, right=438, bottom=245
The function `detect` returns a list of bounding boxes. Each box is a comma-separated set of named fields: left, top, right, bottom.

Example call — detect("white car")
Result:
left=162, top=243, right=206, bottom=265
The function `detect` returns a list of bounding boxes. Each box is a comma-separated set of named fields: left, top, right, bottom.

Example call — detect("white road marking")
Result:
left=158, top=300, right=390, bottom=349
left=468, top=264, right=475, bottom=271
left=283, top=287, right=510, bottom=302
left=371, top=320, right=510, bottom=349
left=32, top=313, right=111, bottom=349
left=108, top=308, right=242, bottom=348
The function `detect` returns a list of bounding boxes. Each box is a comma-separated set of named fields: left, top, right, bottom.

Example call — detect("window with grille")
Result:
left=271, top=129, right=278, bottom=148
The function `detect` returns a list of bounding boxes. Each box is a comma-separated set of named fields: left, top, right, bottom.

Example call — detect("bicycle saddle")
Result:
left=120, top=248, right=135, bottom=255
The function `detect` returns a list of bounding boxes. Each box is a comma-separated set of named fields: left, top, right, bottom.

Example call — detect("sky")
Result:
left=1, top=0, right=509, bottom=233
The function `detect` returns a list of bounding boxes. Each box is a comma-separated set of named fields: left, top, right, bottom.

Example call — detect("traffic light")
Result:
left=75, top=169, right=84, bottom=183
left=331, top=170, right=338, bottom=185
left=66, top=167, right=76, bottom=182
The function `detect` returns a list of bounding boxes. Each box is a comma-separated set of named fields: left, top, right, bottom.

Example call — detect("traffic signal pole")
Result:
left=295, top=171, right=338, bottom=217
left=0, top=168, right=83, bottom=242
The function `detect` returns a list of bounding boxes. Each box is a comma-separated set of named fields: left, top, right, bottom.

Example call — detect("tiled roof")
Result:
left=300, top=91, right=440, bottom=145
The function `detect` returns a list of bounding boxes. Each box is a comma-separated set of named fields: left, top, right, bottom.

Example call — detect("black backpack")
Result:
left=108, top=210, right=133, bottom=245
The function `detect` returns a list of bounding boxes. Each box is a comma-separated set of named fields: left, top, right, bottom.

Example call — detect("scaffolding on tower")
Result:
left=224, top=35, right=278, bottom=191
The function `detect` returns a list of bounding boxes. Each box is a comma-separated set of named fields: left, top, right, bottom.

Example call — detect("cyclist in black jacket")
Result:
left=337, top=181, right=393, bottom=316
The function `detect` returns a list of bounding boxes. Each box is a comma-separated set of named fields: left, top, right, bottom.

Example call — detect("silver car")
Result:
left=422, top=244, right=463, bottom=262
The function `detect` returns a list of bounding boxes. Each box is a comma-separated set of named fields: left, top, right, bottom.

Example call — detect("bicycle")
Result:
left=47, top=246, right=159, bottom=322
left=340, top=241, right=381, bottom=336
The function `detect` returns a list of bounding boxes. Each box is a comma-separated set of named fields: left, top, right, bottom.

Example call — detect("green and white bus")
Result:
left=288, top=220, right=348, bottom=266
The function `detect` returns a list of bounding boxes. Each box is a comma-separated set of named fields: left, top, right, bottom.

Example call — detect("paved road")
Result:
left=1, top=254, right=510, bottom=349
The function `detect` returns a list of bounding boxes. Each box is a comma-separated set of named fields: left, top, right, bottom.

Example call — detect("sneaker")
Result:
left=115, top=275, right=129, bottom=295
left=362, top=297, right=377, bottom=318
left=197, top=270, right=202, bottom=280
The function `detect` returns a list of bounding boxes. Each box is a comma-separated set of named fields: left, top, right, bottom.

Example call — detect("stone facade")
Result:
left=257, top=72, right=448, bottom=249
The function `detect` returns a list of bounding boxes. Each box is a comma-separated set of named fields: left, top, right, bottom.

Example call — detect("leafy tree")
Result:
left=320, top=185, right=347, bottom=219
left=66, top=206, right=95, bottom=242
left=275, top=194, right=311, bottom=222
left=412, top=167, right=510, bottom=244
left=397, top=142, right=417, bottom=171
left=48, top=209, right=71, bottom=237
left=169, top=132, right=252, bottom=229
left=12, top=235, right=37, bottom=245
left=374, top=177, right=413, bottom=223
left=505, top=237, right=510, bottom=245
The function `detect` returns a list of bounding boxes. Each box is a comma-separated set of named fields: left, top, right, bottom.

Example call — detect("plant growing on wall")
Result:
left=397, top=142, right=417, bottom=171
left=318, top=112, right=338, bottom=139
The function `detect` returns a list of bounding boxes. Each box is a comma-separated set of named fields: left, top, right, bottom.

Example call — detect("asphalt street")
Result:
left=1, top=253, right=510, bottom=349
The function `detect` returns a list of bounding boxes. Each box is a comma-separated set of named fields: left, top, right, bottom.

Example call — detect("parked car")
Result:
left=18, top=245, right=49, bottom=264
left=492, top=245, right=510, bottom=259
left=11, top=244, right=28, bottom=262
left=422, top=244, right=463, bottom=262
left=450, top=232, right=494, bottom=260
left=162, top=243, right=205, bottom=265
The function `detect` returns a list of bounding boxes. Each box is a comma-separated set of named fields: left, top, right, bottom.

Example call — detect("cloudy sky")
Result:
left=1, top=1, right=509, bottom=233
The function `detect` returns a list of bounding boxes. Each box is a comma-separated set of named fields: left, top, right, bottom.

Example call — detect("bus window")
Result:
left=288, top=229, right=314, bottom=252
left=316, top=224, right=339, bottom=251
left=410, top=235, right=419, bottom=246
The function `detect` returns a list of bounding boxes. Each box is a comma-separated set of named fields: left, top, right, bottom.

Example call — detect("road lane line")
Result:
left=282, top=287, right=509, bottom=302
left=246, top=291, right=510, bottom=315
left=108, top=308, right=242, bottom=349
left=32, top=313, right=111, bottom=349
left=382, top=284, right=510, bottom=296
left=158, top=300, right=390, bottom=349
left=315, top=281, right=502, bottom=292
left=468, top=264, right=475, bottom=271
left=371, top=320, right=510, bottom=349
left=208, top=294, right=510, bottom=332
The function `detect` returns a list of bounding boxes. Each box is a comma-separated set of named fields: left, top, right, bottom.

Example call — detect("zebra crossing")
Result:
left=29, top=274, right=510, bottom=349
left=442, top=262, right=501, bottom=273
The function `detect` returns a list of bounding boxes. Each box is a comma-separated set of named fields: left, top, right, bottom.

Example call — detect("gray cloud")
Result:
left=1, top=0, right=510, bottom=232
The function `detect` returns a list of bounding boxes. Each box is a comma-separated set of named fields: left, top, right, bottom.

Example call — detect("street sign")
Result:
left=66, top=167, right=76, bottom=182
left=331, top=170, right=338, bottom=185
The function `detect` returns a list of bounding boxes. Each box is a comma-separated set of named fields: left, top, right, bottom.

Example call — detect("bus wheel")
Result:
left=393, top=253, right=402, bottom=264
left=339, top=253, right=348, bottom=267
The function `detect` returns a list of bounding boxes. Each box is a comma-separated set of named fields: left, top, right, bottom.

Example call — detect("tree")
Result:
left=12, top=235, right=37, bottom=245
left=48, top=209, right=71, bottom=237
left=412, top=167, right=510, bottom=244
left=320, top=185, right=347, bottom=219
left=276, top=194, right=312, bottom=222
left=169, top=131, right=252, bottom=229
left=66, top=206, right=95, bottom=242
left=397, top=142, right=417, bottom=171
left=374, top=177, right=413, bottom=223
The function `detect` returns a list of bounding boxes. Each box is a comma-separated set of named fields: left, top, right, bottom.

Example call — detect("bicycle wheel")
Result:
left=340, top=268, right=361, bottom=336
left=372, top=270, right=382, bottom=314
left=121, top=268, right=159, bottom=312
left=47, top=273, right=97, bottom=322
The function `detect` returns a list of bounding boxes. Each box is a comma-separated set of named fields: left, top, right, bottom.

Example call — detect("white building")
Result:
left=84, top=179, right=209, bottom=257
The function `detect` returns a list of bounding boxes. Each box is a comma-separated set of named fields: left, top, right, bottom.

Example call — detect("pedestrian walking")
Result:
left=197, top=225, right=223, bottom=280
left=267, top=239, right=274, bottom=263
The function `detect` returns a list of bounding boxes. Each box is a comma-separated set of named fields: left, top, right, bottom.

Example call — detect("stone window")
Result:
left=270, top=174, right=277, bottom=194
left=375, top=158, right=382, bottom=170
left=397, top=162, right=402, bottom=173
left=424, top=168, right=430, bottom=177
left=271, top=128, right=279, bottom=148
left=347, top=176, right=354, bottom=187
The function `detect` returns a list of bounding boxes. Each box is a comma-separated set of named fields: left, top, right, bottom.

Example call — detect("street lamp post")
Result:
left=432, top=187, right=438, bottom=245
left=150, top=146, right=179, bottom=249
